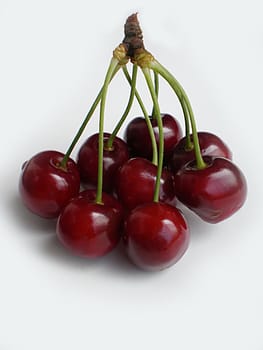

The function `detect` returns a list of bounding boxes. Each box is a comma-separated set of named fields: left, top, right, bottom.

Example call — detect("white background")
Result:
left=0, top=0, right=263, bottom=349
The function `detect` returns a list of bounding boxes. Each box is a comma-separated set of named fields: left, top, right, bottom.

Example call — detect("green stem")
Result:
left=96, top=57, right=119, bottom=204
left=59, top=64, right=121, bottom=170
left=142, top=67, right=163, bottom=202
left=149, top=60, right=192, bottom=150
left=151, top=71, right=159, bottom=118
left=150, top=59, right=206, bottom=169
left=107, top=64, right=138, bottom=149
left=122, top=65, right=158, bottom=166
left=181, top=98, right=193, bottom=151
left=154, top=71, right=160, bottom=97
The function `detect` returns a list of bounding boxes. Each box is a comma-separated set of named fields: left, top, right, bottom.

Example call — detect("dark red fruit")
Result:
left=116, top=157, right=177, bottom=210
left=77, top=133, right=129, bottom=193
left=124, top=202, right=190, bottom=271
left=56, top=189, right=123, bottom=258
left=170, top=132, right=232, bottom=174
left=174, top=156, right=247, bottom=223
left=19, top=150, right=80, bottom=218
left=125, top=113, right=182, bottom=162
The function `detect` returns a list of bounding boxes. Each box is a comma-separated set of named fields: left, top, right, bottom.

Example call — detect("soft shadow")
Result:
left=41, top=234, right=162, bottom=279
left=41, top=235, right=98, bottom=268
left=9, top=193, right=56, bottom=235
left=177, top=202, right=211, bottom=242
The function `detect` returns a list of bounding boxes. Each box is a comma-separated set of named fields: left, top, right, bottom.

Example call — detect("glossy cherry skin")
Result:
left=123, top=202, right=190, bottom=271
left=116, top=157, right=177, bottom=211
left=19, top=150, right=80, bottom=218
left=174, top=156, right=247, bottom=223
left=124, top=113, right=183, bottom=163
left=77, top=133, right=129, bottom=193
left=170, top=132, right=232, bottom=174
left=56, top=190, right=123, bottom=258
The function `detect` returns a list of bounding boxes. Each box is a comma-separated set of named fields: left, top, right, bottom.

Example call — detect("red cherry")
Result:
left=174, top=156, right=247, bottom=223
left=116, top=157, right=177, bottom=210
left=124, top=202, right=190, bottom=271
left=170, top=132, right=232, bottom=173
left=77, top=133, right=129, bottom=193
left=56, top=189, right=123, bottom=258
left=124, top=113, right=183, bottom=162
left=19, top=150, right=80, bottom=218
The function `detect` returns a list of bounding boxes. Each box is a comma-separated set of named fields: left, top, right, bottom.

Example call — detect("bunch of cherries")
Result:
left=19, top=14, right=247, bottom=271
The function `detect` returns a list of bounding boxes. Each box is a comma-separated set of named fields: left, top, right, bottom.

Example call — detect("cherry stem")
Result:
left=150, top=60, right=206, bottom=169
left=59, top=65, right=121, bottom=170
left=148, top=60, right=192, bottom=151
left=106, top=64, right=138, bottom=149
left=151, top=71, right=159, bottom=118
left=142, top=67, right=163, bottom=202
left=122, top=65, right=158, bottom=166
left=154, top=71, right=159, bottom=97
left=96, top=57, right=119, bottom=204
left=181, top=98, right=193, bottom=151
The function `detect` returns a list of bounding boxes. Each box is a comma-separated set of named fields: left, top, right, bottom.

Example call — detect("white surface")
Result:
left=1, top=1, right=263, bottom=349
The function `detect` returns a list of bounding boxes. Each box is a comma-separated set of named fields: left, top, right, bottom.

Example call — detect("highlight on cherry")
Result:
left=19, top=13, right=247, bottom=271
